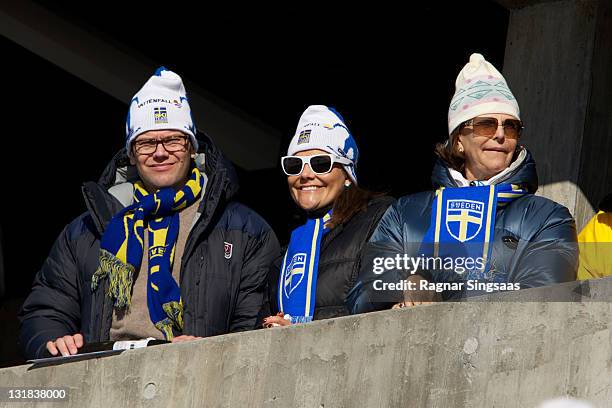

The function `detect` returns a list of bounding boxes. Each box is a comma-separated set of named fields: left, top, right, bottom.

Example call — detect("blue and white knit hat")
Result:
left=448, top=53, right=520, bottom=135
left=288, top=105, right=359, bottom=184
left=125, top=67, right=198, bottom=155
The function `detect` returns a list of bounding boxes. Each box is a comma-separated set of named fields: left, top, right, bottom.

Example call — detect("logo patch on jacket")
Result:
left=224, top=242, right=233, bottom=259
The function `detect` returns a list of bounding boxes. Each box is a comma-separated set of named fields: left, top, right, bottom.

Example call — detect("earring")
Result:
left=458, top=146, right=464, bottom=153
left=344, top=181, right=352, bottom=189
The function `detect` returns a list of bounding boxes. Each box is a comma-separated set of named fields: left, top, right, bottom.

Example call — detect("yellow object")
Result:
left=578, top=211, right=612, bottom=280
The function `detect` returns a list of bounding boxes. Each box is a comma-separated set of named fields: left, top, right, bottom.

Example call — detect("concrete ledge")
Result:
left=465, top=277, right=612, bottom=302
left=2, top=280, right=611, bottom=407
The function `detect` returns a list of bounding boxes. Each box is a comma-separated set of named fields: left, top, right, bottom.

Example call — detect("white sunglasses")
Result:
left=281, top=153, right=352, bottom=176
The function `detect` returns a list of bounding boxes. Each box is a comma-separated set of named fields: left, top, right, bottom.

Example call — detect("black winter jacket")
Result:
left=19, top=133, right=280, bottom=359
left=265, top=195, right=394, bottom=320
left=349, top=149, right=578, bottom=311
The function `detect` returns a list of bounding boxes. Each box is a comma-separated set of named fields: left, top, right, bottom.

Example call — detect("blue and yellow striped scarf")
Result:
left=91, top=167, right=204, bottom=340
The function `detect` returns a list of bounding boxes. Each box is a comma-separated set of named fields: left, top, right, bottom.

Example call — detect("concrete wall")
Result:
left=1, top=278, right=611, bottom=408
left=502, top=0, right=612, bottom=230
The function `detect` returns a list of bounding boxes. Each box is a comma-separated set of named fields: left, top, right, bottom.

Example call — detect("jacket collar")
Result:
left=431, top=146, right=538, bottom=193
left=81, top=131, right=239, bottom=237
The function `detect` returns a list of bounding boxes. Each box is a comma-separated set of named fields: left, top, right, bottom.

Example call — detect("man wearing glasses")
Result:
left=19, top=68, right=280, bottom=358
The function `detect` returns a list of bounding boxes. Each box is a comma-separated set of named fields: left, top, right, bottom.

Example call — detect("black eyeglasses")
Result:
left=281, top=154, right=352, bottom=176
left=133, top=135, right=190, bottom=155
left=462, top=117, right=524, bottom=139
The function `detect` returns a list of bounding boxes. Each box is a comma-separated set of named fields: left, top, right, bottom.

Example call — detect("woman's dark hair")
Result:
left=434, top=127, right=465, bottom=172
left=328, top=183, right=384, bottom=229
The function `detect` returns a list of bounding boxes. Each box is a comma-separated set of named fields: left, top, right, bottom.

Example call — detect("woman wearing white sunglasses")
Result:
left=262, top=105, right=393, bottom=327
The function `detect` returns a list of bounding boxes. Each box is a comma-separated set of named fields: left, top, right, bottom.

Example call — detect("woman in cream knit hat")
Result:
left=348, top=54, right=578, bottom=310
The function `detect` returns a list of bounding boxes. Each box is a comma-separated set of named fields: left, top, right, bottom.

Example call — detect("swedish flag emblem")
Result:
left=154, top=106, right=168, bottom=124
left=297, top=130, right=311, bottom=145
left=445, top=199, right=484, bottom=242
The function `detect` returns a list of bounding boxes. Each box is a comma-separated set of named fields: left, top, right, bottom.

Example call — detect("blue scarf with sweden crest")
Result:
left=420, top=184, right=527, bottom=281
left=278, top=211, right=332, bottom=324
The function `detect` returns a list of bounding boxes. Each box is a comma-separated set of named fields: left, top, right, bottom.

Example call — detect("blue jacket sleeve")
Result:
left=347, top=203, right=407, bottom=314
left=511, top=200, right=578, bottom=287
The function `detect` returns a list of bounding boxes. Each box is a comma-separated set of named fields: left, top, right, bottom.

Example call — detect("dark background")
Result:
left=0, top=1, right=508, bottom=365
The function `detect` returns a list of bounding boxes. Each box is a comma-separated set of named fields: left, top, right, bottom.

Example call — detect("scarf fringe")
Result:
left=162, top=301, right=184, bottom=331
left=154, top=318, right=175, bottom=341
left=92, top=249, right=135, bottom=309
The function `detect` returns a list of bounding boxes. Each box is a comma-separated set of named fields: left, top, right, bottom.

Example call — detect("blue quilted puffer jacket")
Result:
left=347, top=148, right=578, bottom=311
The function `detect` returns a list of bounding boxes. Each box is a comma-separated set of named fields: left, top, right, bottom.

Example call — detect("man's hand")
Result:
left=171, top=335, right=202, bottom=343
left=46, top=334, right=84, bottom=356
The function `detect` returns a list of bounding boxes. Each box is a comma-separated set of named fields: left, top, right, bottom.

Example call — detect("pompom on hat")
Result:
left=125, top=67, right=198, bottom=155
left=447, top=53, right=520, bottom=135
left=287, top=105, right=359, bottom=184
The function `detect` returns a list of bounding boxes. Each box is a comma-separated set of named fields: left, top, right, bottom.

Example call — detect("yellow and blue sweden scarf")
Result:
left=278, top=211, right=332, bottom=324
left=91, top=167, right=204, bottom=340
